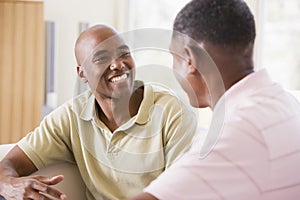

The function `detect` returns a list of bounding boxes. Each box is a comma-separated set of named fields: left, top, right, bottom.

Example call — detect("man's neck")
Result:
left=95, top=85, right=144, bottom=132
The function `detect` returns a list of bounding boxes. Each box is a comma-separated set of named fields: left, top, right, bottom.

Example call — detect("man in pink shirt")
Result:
left=126, top=0, right=300, bottom=199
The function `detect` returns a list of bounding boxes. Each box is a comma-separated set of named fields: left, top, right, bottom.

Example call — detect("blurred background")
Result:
left=1, top=0, right=300, bottom=143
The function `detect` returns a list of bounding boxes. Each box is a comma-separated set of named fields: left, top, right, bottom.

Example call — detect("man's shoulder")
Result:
left=225, top=85, right=300, bottom=132
left=47, top=90, right=94, bottom=118
left=146, top=82, right=183, bottom=102
left=145, top=83, right=190, bottom=112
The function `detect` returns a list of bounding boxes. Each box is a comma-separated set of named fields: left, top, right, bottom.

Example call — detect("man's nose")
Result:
left=110, top=60, right=125, bottom=70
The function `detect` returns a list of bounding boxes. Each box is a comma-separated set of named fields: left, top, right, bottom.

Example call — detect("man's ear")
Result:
left=184, top=46, right=198, bottom=75
left=77, top=65, right=88, bottom=83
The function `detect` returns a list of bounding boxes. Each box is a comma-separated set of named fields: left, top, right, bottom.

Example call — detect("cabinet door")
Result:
left=0, top=0, right=45, bottom=143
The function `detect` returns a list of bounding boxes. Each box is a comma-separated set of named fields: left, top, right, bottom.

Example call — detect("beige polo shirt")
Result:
left=18, top=82, right=198, bottom=200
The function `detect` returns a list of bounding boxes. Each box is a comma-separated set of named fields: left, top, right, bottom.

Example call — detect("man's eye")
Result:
left=119, top=51, right=130, bottom=58
left=94, top=56, right=110, bottom=64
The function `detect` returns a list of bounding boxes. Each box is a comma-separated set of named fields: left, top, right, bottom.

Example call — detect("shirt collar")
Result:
left=214, top=69, right=273, bottom=112
left=135, top=83, right=153, bottom=125
left=79, top=92, right=96, bottom=121
left=79, top=81, right=153, bottom=125
left=225, top=69, right=272, bottom=100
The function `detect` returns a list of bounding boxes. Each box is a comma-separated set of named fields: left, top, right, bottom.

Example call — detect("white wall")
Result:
left=44, top=0, right=122, bottom=106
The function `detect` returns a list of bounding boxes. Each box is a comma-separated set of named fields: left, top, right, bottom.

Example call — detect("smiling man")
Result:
left=0, top=25, right=198, bottom=200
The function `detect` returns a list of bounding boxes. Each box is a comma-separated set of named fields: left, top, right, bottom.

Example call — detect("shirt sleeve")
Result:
left=162, top=98, right=200, bottom=168
left=17, top=104, right=76, bottom=169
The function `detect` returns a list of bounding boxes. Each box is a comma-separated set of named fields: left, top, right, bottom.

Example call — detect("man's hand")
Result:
left=0, top=145, right=67, bottom=199
left=1, top=175, right=67, bottom=200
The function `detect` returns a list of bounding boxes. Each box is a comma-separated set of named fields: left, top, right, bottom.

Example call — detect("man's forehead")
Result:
left=91, top=36, right=127, bottom=53
left=80, top=34, right=126, bottom=64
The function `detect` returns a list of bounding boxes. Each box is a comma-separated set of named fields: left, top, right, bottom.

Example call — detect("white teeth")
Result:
left=110, top=74, right=128, bottom=83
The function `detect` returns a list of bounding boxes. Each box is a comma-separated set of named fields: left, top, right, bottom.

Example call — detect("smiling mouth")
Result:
left=109, top=73, right=129, bottom=83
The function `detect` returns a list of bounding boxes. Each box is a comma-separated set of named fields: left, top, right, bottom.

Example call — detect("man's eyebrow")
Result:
left=92, top=50, right=108, bottom=59
left=117, top=45, right=130, bottom=50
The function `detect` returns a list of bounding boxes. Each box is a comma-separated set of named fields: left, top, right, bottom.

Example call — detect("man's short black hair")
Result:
left=173, top=0, right=256, bottom=47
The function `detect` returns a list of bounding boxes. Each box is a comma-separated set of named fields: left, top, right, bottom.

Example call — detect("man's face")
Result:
left=169, top=34, right=210, bottom=108
left=79, top=32, right=136, bottom=100
left=169, top=38, right=190, bottom=94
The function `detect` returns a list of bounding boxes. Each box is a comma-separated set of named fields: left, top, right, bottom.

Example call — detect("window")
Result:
left=261, top=0, right=300, bottom=90
left=127, top=0, right=190, bottom=90
left=127, top=0, right=190, bottom=70
left=128, top=0, right=190, bottom=30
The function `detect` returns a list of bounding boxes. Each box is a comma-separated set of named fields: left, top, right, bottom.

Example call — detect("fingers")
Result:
left=1, top=176, right=67, bottom=200
left=34, top=175, right=65, bottom=185
left=49, top=175, right=65, bottom=185
left=31, top=180, right=66, bottom=200
left=26, top=189, right=54, bottom=200
left=27, top=190, right=67, bottom=200
left=29, top=175, right=67, bottom=199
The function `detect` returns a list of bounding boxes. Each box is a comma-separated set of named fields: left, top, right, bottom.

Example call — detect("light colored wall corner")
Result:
left=44, top=0, right=120, bottom=106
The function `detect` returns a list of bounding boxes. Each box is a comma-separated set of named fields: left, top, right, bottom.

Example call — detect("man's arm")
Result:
left=126, top=192, right=158, bottom=200
left=163, top=101, right=199, bottom=168
left=0, top=145, right=66, bottom=200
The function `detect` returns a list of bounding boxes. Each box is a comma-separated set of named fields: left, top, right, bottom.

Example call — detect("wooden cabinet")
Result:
left=0, top=0, right=45, bottom=143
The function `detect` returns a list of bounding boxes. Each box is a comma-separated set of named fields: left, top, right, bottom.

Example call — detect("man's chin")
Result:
left=110, top=82, right=133, bottom=98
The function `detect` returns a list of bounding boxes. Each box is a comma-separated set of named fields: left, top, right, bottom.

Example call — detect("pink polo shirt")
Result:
left=145, top=69, right=300, bottom=200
